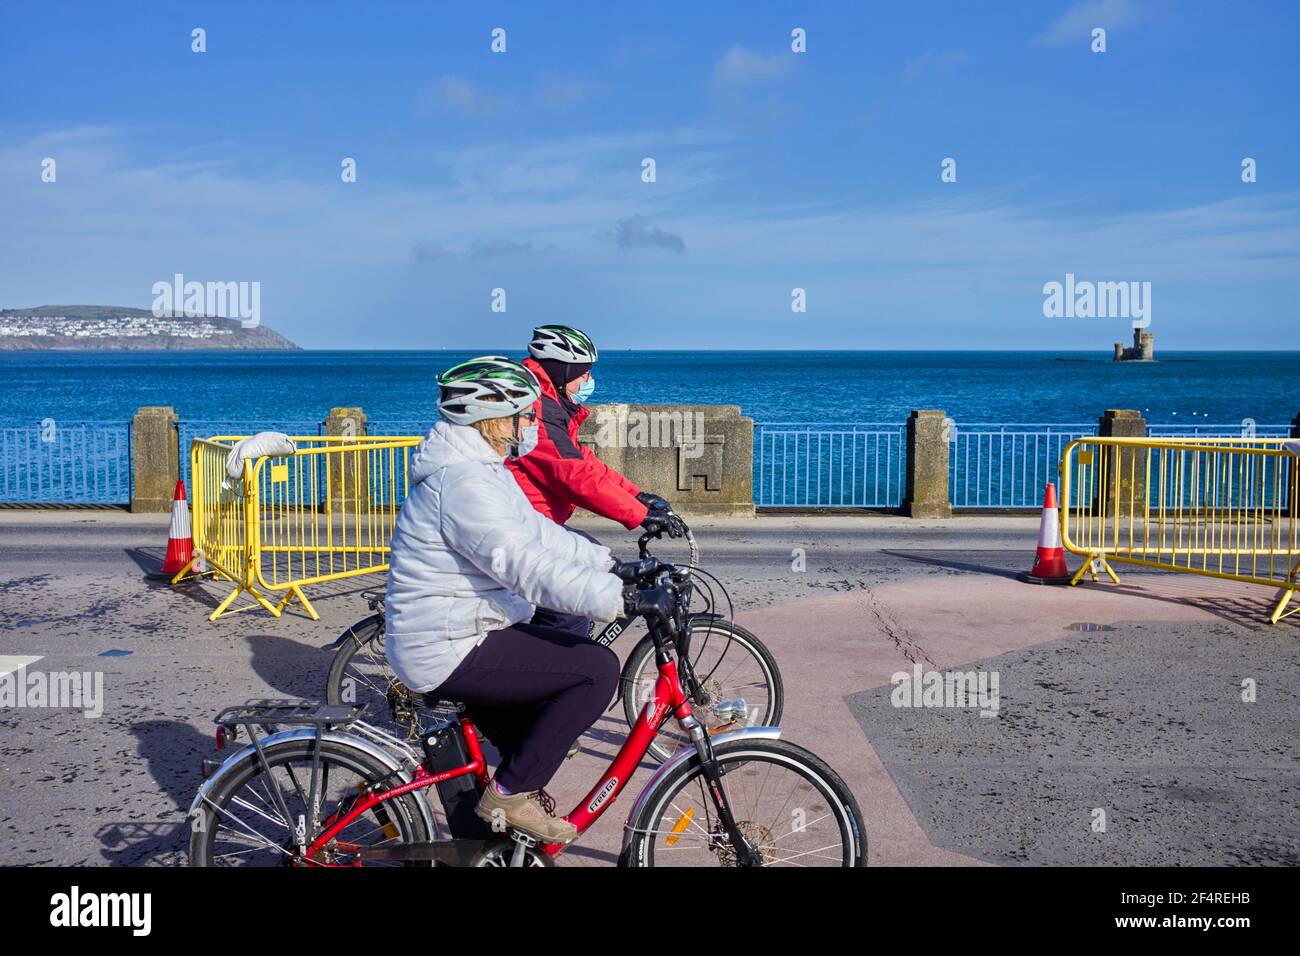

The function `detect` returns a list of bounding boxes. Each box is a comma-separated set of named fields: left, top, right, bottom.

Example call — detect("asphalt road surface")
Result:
left=1, top=512, right=1296, bottom=866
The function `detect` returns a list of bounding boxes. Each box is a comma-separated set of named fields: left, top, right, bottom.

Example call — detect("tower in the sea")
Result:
left=1113, top=327, right=1154, bottom=362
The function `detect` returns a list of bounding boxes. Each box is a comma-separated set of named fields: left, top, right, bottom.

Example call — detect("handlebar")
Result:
left=627, top=512, right=699, bottom=646
left=636, top=515, right=698, bottom=568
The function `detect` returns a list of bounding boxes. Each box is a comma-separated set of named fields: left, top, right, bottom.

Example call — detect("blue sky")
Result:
left=1, top=0, right=1297, bottom=349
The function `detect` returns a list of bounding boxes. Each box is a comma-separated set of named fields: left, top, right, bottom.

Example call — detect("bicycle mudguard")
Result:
left=620, top=726, right=782, bottom=846
left=187, top=727, right=436, bottom=839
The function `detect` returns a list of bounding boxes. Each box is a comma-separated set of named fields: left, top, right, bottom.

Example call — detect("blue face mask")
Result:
left=573, top=376, right=596, bottom=404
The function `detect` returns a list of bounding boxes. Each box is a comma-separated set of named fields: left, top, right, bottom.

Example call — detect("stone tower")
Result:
left=1113, top=327, right=1154, bottom=361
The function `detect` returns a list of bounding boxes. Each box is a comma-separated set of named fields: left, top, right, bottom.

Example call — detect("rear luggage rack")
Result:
left=214, top=699, right=365, bottom=737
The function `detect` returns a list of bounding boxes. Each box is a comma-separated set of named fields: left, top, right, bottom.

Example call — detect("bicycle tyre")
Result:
left=621, top=739, right=866, bottom=868
left=324, top=613, right=385, bottom=707
left=189, top=736, right=430, bottom=867
left=621, top=619, right=784, bottom=763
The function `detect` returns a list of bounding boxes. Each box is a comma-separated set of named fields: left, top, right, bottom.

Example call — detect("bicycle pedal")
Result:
left=509, top=830, right=538, bottom=847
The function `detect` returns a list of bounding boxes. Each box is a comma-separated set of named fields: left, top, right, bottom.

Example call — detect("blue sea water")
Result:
left=1, top=350, right=1297, bottom=428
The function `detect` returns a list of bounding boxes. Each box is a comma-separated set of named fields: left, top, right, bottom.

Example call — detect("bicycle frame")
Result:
left=591, top=612, right=634, bottom=648
left=306, top=655, right=696, bottom=863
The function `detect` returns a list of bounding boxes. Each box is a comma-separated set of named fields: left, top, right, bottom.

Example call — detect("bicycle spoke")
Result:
left=204, top=798, right=293, bottom=859
left=764, top=843, right=845, bottom=866
left=643, top=750, right=853, bottom=868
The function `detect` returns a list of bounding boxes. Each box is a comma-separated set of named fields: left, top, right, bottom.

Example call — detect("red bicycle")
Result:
left=188, top=540, right=865, bottom=867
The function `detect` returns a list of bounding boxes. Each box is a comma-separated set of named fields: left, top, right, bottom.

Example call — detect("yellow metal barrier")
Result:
left=1060, top=436, right=1300, bottom=622
left=173, top=434, right=422, bottom=621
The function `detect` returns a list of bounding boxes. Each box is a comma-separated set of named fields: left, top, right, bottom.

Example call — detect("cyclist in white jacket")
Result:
left=385, top=356, right=634, bottom=843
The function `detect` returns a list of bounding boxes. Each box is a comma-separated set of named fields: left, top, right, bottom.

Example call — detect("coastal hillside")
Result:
left=0, top=305, right=299, bottom=350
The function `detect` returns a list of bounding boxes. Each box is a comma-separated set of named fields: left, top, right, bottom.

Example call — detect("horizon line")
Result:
left=5, top=346, right=1300, bottom=355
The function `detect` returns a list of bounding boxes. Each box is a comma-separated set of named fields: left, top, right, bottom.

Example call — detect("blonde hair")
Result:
left=469, top=396, right=514, bottom=454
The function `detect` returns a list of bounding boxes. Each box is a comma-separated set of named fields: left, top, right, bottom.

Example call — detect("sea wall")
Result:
left=8, top=405, right=1300, bottom=515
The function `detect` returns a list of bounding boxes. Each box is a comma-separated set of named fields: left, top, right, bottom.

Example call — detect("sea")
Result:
left=1, top=350, right=1297, bottom=428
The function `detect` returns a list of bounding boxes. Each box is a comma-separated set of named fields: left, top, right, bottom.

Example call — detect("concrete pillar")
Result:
left=130, top=406, right=179, bottom=513
left=325, top=407, right=368, bottom=505
left=325, top=407, right=367, bottom=439
left=903, top=409, right=952, bottom=518
left=1095, top=408, right=1147, bottom=515
left=578, top=404, right=755, bottom=517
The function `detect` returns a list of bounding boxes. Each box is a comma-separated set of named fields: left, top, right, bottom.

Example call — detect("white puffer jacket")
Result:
left=385, top=420, right=624, bottom=693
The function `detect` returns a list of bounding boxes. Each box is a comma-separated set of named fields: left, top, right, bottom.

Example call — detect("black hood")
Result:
left=537, top=358, right=592, bottom=415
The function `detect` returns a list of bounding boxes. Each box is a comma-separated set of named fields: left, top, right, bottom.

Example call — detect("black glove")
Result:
left=622, top=584, right=675, bottom=620
left=640, top=505, right=687, bottom=539
left=636, top=491, right=671, bottom=511
left=611, top=557, right=661, bottom=583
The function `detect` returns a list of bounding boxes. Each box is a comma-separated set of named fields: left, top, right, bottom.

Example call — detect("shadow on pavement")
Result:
left=125, top=546, right=382, bottom=620
left=880, top=549, right=1023, bottom=580
left=98, top=719, right=214, bottom=865
left=1072, top=579, right=1296, bottom=631
left=245, top=633, right=334, bottom=700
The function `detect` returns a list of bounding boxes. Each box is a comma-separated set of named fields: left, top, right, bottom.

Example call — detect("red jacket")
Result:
left=506, top=357, right=649, bottom=530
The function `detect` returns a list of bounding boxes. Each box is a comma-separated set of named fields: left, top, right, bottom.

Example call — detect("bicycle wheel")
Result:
left=189, top=737, right=430, bottom=867
left=622, top=739, right=865, bottom=868
left=325, top=615, right=426, bottom=740
left=622, top=619, right=783, bottom=762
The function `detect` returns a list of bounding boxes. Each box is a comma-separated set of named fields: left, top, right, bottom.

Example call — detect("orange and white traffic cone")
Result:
left=161, top=479, right=194, bottom=576
left=1019, top=482, right=1072, bottom=585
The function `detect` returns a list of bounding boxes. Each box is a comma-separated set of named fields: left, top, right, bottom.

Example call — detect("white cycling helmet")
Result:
left=528, top=325, right=599, bottom=364
left=436, top=356, right=541, bottom=426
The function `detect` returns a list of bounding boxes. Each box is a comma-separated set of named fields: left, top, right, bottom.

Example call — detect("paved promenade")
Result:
left=1, top=511, right=1296, bottom=866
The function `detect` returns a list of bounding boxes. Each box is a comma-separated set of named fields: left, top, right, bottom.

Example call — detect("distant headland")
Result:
left=0, top=305, right=299, bottom=350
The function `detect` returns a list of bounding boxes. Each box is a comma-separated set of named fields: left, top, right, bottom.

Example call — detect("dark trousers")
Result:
left=529, top=527, right=602, bottom=639
left=432, top=621, right=620, bottom=793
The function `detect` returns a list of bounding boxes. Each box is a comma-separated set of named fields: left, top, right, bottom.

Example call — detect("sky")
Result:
left=1, top=0, right=1297, bottom=350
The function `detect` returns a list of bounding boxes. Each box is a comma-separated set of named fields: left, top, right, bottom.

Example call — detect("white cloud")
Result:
left=608, top=215, right=685, bottom=254
left=2, top=125, right=1294, bottom=347
left=903, top=50, right=972, bottom=82
left=534, top=72, right=601, bottom=110
left=419, top=75, right=508, bottom=114
left=1034, top=0, right=1141, bottom=46
left=711, top=46, right=793, bottom=90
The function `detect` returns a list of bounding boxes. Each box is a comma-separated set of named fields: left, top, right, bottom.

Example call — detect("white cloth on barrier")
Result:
left=223, top=432, right=297, bottom=488
left=1285, top=439, right=1300, bottom=457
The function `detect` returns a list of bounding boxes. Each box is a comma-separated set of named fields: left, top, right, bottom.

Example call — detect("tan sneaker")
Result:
left=475, top=783, right=578, bottom=844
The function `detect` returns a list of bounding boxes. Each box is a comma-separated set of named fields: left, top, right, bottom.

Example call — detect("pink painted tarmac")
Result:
left=549, top=563, right=1287, bottom=866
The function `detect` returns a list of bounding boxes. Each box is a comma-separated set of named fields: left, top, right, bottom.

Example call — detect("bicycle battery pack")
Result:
left=422, top=722, right=491, bottom=839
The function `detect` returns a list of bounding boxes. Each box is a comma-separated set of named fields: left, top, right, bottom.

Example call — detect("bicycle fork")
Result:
left=682, top=713, right=764, bottom=867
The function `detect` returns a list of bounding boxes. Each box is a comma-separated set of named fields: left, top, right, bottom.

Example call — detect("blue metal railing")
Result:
left=176, top=419, right=324, bottom=491
left=949, top=423, right=1095, bottom=510
left=0, top=420, right=132, bottom=504
left=754, top=423, right=906, bottom=508
left=1145, top=423, right=1291, bottom=439
left=0, top=417, right=1292, bottom=508
left=365, top=421, right=436, bottom=437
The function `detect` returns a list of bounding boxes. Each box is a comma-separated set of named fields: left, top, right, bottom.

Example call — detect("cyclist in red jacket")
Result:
left=507, top=325, right=686, bottom=637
